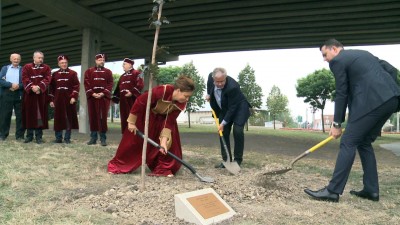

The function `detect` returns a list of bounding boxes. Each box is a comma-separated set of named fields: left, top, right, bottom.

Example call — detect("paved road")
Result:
left=380, top=142, right=400, bottom=156
left=180, top=132, right=400, bottom=165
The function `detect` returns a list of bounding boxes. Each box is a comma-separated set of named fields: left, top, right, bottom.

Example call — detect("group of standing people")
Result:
left=0, top=51, right=52, bottom=144
left=0, top=52, right=144, bottom=146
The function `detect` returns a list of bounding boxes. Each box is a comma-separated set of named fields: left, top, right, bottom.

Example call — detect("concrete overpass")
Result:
left=2, top=0, right=400, bottom=67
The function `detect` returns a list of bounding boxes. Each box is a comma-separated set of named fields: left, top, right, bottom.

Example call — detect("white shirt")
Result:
left=5, top=65, right=20, bottom=84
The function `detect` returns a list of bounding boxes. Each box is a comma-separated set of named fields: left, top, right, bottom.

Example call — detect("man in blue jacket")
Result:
left=304, top=39, right=400, bottom=203
left=0, top=53, right=25, bottom=141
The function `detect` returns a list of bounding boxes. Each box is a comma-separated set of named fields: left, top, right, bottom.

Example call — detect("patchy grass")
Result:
left=0, top=124, right=399, bottom=224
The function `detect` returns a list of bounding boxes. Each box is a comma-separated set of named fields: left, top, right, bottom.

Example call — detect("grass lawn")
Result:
left=1, top=123, right=399, bottom=224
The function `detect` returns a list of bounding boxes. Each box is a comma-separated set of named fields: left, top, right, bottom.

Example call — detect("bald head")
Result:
left=10, top=53, right=21, bottom=67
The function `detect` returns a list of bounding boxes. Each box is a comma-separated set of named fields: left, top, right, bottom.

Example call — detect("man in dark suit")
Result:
left=206, top=67, right=251, bottom=168
left=305, top=39, right=400, bottom=202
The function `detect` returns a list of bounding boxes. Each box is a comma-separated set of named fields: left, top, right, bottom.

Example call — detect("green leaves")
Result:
left=144, top=63, right=160, bottom=82
left=296, top=68, right=335, bottom=110
left=295, top=68, right=335, bottom=132
left=266, top=85, right=289, bottom=117
left=157, top=62, right=206, bottom=113
left=180, top=61, right=206, bottom=113
left=237, top=64, right=263, bottom=109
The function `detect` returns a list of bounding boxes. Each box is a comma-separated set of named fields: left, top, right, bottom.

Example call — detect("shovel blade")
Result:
left=196, top=174, right=215, bottom=183
left=263, top=167, right=292, bottom=176
left=222, top=161, right=241, bottom=175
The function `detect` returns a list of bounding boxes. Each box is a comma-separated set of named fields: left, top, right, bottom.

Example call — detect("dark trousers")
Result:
left=26, top=129, right=43, bottom=140
left=90, top=131, right=106, bottom=140
left=327, top=97, right=399, bottom=195
left=220, top=122, right=245, bottom=165
left=0, top=89, right=25, bottom=139
left=55, top=130, right=71, bottom=140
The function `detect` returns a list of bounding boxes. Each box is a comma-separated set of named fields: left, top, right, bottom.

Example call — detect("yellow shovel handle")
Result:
left=307, top=128, right=345, bottom=153
left=211, top=109, right=223, bottom=137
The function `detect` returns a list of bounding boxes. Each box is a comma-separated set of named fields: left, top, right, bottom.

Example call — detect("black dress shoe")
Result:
left=16, top=137, right=24, bottom=141
left=54, top=139, right=62, bottom=143
left=87, top=139, right=96, bottom=145
left=36, top=139, right=43, bottom=144
left=64, top=139, right=71, bottom=144
left=100, top=140, right=107, bottom=146
left=24, top=138, right=33, bottom=143
left=304, top=187, right=339, bottom=202
left=214, top=163, right=225, bottom=169
left=350, top=190, right=379, bottom=201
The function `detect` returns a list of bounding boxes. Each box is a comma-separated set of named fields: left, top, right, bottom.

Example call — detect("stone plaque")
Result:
left=175, top=188, right=236, bottom=225
left=187, top=193, right=229, bottom=219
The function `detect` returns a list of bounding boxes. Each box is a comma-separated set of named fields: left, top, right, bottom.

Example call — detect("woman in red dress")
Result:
left=108, top=75, right=195, bottom=177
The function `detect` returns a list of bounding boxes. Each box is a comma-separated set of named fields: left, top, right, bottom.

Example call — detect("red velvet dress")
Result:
left=22, top=63, right=51, bottom=129
left=49, top=68, right=80, bottom=131
left=84, top=67, right=113, bottom=132
left=112, top=69, right=144, bottom=133
left=108, top=85, right=186, bottom=176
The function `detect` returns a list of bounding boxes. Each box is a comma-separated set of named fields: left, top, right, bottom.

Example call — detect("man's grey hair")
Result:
left=33, top=51, right=44, bottom=57
left=212, top=67, right=227, bottom=78
left=10, top=53, right=21, bottom=58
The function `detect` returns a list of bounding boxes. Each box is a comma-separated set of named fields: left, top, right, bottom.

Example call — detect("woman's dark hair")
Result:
left=320, top=39, right=344, bottom=50
left=174, top=75, right=195, bottom=92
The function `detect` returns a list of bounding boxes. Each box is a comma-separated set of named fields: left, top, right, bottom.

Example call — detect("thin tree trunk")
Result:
left=188, top=111, right=191, bottom=128
left=321, top=112, right=324, bottom=133
left=273, top=116, right=276, bottom=130
left=141, top=1, right=164, bottom=192
left=111, top=105, right=114, bottom=123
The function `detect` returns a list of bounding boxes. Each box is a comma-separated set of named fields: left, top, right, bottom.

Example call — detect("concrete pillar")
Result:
left=142, top=58, right=151, bottom=92
left=79, top=27, right=101, bottom=134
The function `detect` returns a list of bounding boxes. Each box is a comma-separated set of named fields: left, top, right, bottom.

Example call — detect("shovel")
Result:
left=264, top=135, right=336, bottom=175
left=211, top=109, right=241, bottom=175
left=136, top=130, right=214, bottom=183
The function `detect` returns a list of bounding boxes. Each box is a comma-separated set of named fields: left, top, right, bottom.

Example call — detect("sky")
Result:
left=103, top=44, right=400, bottom=123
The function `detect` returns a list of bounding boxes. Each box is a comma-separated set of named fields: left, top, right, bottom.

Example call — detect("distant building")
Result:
left=177, top=111, right=215, bottom=124
left=264, top=120, right=283, bottom=129
left=313, top=114, right=334, bottom=130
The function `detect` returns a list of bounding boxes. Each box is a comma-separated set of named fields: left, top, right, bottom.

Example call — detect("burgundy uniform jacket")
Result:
left=84, top=66, right=113, bottom=132
left=22, top=63, right=51, bottom=129
left=112, top=69, right=144, bottom=133
left=49, top=68, right=80, bottom=131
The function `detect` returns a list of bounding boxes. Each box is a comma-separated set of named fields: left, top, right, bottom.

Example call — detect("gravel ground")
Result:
left=73, top=164, right=294, bottom=225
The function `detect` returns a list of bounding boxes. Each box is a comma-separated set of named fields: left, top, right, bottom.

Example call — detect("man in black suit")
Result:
left=206, top=67, right=251, bottom=167
left=305, top=39, right=400, bottom=202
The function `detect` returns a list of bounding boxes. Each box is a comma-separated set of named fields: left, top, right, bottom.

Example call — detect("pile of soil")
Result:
left=73, top=165, right=295, bottom=225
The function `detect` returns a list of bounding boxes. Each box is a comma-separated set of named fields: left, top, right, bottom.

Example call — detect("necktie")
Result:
left=215, top=88, right=222, bottom=108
